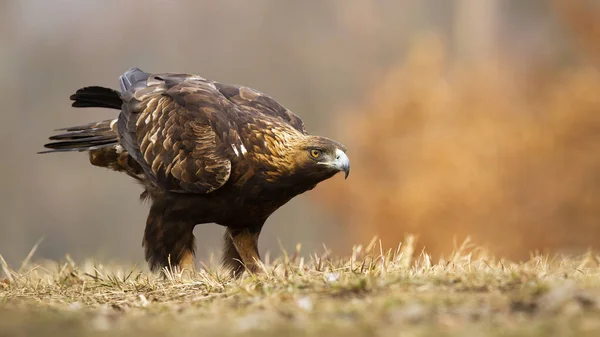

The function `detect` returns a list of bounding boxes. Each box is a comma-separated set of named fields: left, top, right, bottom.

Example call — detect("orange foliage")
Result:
left=315, top=37, right=600, bottom=260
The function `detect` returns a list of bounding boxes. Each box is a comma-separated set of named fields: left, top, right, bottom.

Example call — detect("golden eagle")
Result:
left=40, top=68, right=350, bottom=276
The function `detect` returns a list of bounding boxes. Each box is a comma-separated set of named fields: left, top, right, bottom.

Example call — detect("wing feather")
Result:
left=213, top=82, right=307, bottom=134
left=117, top=74, right=233, bottom=194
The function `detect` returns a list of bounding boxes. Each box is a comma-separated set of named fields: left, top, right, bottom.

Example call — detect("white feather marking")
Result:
left=240, top=143, right=247, bottom=155
left=231, top=144, right=239, bottom=156
left=149, top=130, right=159, bottom=144
left=115, top=144, right=124, bottom=154
left=144, top=113, right=152, bottom=125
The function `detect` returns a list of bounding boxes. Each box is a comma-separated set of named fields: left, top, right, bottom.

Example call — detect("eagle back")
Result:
left=115, top=69, right=308, bottom=195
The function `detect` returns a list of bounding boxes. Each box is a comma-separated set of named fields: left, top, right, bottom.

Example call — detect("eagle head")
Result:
left=288, top=135, right=350, bottom=184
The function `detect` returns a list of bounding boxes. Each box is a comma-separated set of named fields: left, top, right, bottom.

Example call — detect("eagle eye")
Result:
left=310, top=149, right=322, bottom=158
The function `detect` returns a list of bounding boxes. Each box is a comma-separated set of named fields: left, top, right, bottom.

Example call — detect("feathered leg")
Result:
left=142, top=199, right=196, bottom=274
left=222, top=226, right=263, bottom=277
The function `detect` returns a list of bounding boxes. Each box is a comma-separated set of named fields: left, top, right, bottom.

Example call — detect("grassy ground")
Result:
left=1, top=237, right=600, bottom=337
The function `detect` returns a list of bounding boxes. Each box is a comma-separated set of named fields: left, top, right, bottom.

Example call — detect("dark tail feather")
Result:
left=40, top=68, right=149, bottom=154
left=69, top=86, right=122, bottom=110
left=38, top=120, right=118, bottom=154
left=70, top=67, right=150, bottom=109
left=40, top=84, right=123, bottom=154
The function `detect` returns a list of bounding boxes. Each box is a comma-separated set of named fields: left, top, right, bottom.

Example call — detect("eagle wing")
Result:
left=212, top=82, right=307, bottom=134
left=115, top=68, right=307, bottom=194
left=116, top=71, right=235, bottom=194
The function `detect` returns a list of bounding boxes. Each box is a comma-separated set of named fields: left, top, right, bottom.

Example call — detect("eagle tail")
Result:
left=38, top=119, right=118, bottom=154
left=38, top=84, right=125, bottom=154
left=69, top=86, right=123, bottom=110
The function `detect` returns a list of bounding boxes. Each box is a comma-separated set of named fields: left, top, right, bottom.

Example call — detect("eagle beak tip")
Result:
left=334, top=148, right=350, bottom=180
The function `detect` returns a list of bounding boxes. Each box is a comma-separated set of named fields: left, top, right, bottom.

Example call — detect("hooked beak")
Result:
left=334, top=148, right=350, bottom=179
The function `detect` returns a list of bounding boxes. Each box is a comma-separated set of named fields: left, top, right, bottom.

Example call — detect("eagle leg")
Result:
left=142, top=200, right=196, bottom=275
left=222, top=226, right=263, bottom=277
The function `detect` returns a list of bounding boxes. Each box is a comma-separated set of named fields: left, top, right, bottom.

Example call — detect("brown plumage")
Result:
left=40, top=68, right=350, bottom=276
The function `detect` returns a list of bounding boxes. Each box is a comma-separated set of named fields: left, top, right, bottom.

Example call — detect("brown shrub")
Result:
left=314, top=37, right=600, bottom=260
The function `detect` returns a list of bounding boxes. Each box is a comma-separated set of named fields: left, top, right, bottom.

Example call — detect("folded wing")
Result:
left=114, top=68, right=308, bottom=195
left=116, top=70, right=233, bottom=194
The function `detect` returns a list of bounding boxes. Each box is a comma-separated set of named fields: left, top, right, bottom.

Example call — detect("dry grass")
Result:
left=2, top=237, right=600, bottom=336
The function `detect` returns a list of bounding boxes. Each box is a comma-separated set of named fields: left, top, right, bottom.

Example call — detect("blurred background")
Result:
left=1, top=0, right=599, bottom=269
